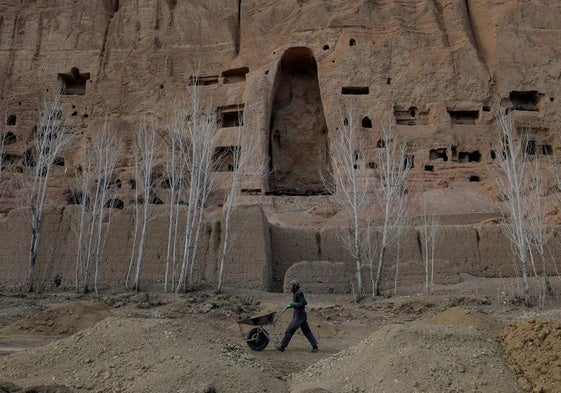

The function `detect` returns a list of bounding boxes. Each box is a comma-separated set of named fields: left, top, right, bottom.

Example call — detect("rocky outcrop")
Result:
left=1, top=1, right=561, bottom=291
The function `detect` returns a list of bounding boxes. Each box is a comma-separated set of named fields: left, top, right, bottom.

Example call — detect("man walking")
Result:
left=276, top=279, right=318, bottom=353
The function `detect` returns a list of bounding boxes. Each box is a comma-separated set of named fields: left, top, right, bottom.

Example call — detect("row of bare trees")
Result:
left=0, top=84, right=248, bottom=293
left=494, top=108, right=559, bottom=307
left=2, top=92, right=560, bottom=304
left=329, top=109, right=412, bottom=299
left=331, top=105, right=560, bottom=305
left=75, top=121, right=122, bottom=294
left=118, top=85, right=251, bottom=294
left=123, top=87, right=256, bottom=294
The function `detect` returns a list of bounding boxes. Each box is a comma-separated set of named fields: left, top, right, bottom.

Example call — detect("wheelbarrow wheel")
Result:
left=245, top=327, right=269, bottom=351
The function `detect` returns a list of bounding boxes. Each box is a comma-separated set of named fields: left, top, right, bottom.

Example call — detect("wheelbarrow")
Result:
left=237, top=306, right=289, bottom=351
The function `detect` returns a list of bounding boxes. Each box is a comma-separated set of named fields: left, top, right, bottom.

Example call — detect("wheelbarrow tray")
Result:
left=237, top=312, right=276, bottom=326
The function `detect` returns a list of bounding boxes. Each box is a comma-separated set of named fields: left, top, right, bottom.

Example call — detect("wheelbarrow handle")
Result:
left=273, top=306, right=290, bottom=324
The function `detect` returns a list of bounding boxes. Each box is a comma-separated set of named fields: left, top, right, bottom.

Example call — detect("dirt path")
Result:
left=0, top=282, right=560, bottom=392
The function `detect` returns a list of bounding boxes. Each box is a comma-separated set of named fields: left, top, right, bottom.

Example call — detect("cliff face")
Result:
left=1, top=0, right=561, bottom=291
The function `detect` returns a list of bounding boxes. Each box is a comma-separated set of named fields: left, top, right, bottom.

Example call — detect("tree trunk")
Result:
left=374, top=245, right=386, bottom=296
left=27, top=225, right=39, bottom=293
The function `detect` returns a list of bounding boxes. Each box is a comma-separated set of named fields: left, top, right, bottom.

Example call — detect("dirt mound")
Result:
left=0, top=317, right=286, bottom=393
left=289, top=323, right=522, bottom=393
left=160, top=292, right=261, bottom=320
left=1, top=301, right=111, bottom=336
left=396, top=300, right=435, bottom=315
left=500, top=318, right=561, bottom=392
left=423, top=306, right=505, bottom=336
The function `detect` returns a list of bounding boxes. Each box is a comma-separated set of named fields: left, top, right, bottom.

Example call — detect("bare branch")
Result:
left=175, top=79, right=219, bottom=293
left=75, top=120, right=122, bottom=294
left=493, top=108, right=533, bottom=306
left=130, top=120, right=159, bottom=291
left=327, top=108, right=371, bottom=297
left=372, top=116, right=412, bottom=296
left=25, top=95, right=74, bottom=292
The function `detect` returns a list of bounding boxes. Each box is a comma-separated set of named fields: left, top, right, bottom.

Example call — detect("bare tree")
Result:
left=372, top=118, right=411, bottom=296
left=175, top=80, right=218, bottom=293
left=75, top=121, right=122, bottom=294
left=216, top=105, right=264, bottom=293
left=75, top=141, right=95, bottom=293
left=328, top=109, right=370, bottom=297
left=420, top=200, right=439, bottom=294
left=493, top=109, right=532, bottom=306
left=0, top=116, right=7, bottom=198
left=127, top=121, right=159, bottom=291
left=125, top=144, right=141, bottom=290
left=163, top=111, right=188, bottom=293
left=25, top=95, right=74, bottom=292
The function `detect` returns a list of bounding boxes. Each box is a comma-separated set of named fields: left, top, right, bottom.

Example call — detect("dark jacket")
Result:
left=292, top=289, right=307, bottom=317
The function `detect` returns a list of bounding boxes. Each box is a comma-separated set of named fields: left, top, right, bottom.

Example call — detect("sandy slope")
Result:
left=0, top=286, right=560, bottom=393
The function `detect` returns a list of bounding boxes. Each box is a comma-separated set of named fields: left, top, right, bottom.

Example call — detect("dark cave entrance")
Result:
left=268, top=47, right=331, bottom=196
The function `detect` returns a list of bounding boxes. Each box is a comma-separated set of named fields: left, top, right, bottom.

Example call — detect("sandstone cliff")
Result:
left=1, top=0, right=561, bottom=292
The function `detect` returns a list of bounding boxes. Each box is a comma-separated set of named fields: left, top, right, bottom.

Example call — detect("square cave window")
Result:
left=394, top=106, right=428, bottom=125
left=525, top=140, right=536, bottom=156
left=448, top=110, right=479, bottom=125
left=58, top=67, right=90, bottom=95
left=542, top=144, right=553, bottom=155
left=67, top=191, right=86, bottom=205
left=458, top=151, right=481, bottom=163
left=218, top=105, right=244, bottom=128
left=509, top=91, right=541, bottom=111
left=222, top=67, right=249, bottom=84
left=7, top=115, right=16, bottom=126
left=188, top=75, right=219, bottom=86
left=105, top=198, right=124, bottom=209
left=53, top=156, right=65, bottom=166
left=149, top=194, right=163, bottom=205
left=213, top=146, right=240, bottom=172
left=451, top=146, right=458, bottom=160
left=22, top=150, right=35, bottom=167
left=341, top=86, right=369, bottom=95
left=3, top=132, right=16, bottom=145
left=404, top=154, right=414, bottom=169
left=429, top=148, right=448, bottom=162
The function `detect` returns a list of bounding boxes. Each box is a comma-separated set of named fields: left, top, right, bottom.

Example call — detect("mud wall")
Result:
left=2, top=205, right=560, bottom=293
left=273, top=224, right=561, bottom=293
left=0, top=205, right=271, bottom=291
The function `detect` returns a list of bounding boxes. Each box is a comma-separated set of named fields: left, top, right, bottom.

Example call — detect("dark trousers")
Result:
left=281, top=312, right=318, bottom=348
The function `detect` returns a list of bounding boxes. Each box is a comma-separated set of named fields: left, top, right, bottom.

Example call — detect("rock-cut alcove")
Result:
left=268, top=47, right=331, bottom=195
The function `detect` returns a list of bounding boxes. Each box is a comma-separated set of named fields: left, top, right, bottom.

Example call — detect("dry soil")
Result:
left=1, top=278, right=561, bottom=393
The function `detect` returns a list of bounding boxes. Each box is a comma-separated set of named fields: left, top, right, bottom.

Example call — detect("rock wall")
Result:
left=2, top=1, right=561, bottom=291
